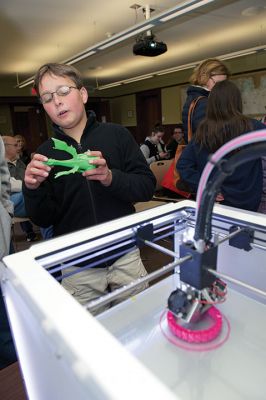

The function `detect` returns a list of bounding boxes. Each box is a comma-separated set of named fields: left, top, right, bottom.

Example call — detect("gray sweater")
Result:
left=0, top=137, right=13, bottom=262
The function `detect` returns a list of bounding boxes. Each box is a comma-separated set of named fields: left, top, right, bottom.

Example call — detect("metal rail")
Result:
left=86, top=255, right=191, bottom=312
left=207, top=269, right=266, bottom=298
left=86, top=227, right=264, bottom=312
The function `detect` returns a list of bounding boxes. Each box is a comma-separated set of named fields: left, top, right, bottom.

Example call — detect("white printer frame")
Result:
left=1, top=200, right=266, bottom=399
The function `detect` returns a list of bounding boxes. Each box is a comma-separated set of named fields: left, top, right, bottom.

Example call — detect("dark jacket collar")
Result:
left=52, top=110, right=98, bottom=142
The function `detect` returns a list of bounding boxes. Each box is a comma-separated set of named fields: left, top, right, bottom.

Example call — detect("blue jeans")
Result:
left=40, top=226, right=54, bottom=239
left=11, top=192, right=26, bottom=217
left=11, top=192, right=34, bottom=235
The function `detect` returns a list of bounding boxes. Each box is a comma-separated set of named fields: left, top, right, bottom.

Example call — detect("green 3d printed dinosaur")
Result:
left=43, top=138, right=99, bottom=178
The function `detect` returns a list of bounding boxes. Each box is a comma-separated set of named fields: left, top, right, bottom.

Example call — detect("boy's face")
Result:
left=39, top=73, right=88, bottom=132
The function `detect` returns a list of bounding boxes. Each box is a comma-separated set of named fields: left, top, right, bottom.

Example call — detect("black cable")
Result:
left=194, top=142, right=266, bottom=244
left=86, top=179, right=98, bottom=226
left=76, top=141, right=98, bottom=225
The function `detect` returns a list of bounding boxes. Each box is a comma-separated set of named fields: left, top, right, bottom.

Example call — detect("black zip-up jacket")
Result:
left=23, top=112, right=156, bottom=238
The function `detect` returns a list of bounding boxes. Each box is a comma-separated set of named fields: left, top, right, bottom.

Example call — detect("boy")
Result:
left=23, top=63, right=156, bottom=312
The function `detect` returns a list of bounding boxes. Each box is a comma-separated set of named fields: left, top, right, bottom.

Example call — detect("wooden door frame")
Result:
left=136, top=89, right=162, bottom=144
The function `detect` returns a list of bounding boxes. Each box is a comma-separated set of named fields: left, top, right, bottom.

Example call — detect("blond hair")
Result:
left=190, top=59, right=229, bottom=86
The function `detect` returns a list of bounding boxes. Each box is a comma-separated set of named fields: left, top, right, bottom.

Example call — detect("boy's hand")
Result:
left=82, top=151, right=112, bottom=187
left=24, top=153, right=51, bottom=190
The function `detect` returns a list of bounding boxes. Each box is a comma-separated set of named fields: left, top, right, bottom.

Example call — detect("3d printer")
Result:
left=1, top=130, right=266, bottom=399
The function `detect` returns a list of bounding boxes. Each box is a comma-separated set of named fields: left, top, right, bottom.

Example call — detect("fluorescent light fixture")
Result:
left=67, top=51, right=97, bottom=65
left=219, top=50, right=257, bottom=61
left=97, top=74, right=154, bottom=90
left=18, top=79, right=34, bottom=88
left=97, top=82, right=123, bottom=90
left=159, top=0, right=216, bottom=22
left=98, top=25, right=154, bottom=50
left=123, top=74, right=154, bottom=84
left=157, top=64, right=196, bottom=76
left=218, top=44, right=266, bottom=61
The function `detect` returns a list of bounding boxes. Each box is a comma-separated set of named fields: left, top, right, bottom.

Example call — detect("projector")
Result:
left=133, top=35, right=167, bottom=57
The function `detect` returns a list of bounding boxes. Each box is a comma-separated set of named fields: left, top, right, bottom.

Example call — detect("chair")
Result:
left=150, top=160, right=173, bottom=191
left=149, top=160, right=184, bottom=203
left=134, top=160, right=175, bottom=212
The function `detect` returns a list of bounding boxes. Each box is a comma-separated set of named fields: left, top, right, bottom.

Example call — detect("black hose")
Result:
left=194, top=142, right=266, bottom=243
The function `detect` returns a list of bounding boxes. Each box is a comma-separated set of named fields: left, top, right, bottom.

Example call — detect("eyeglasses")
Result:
left=40, top=86, right=78, bottom=104
left=210, top=75, right=227, bottom=85
left=5, top=143, right=19, bottom=147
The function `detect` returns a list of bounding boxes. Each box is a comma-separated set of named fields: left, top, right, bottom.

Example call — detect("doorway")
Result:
left=11, top=106, right=48, bottom=154
left=136, top=89, right=162, bottom=144
left=86, top=99, right=111, bottom=123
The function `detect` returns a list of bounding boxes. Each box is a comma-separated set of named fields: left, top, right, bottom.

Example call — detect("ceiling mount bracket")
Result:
left=130, top=4, right=142, bottom=10
left=142, top=5, right=155, bottom=15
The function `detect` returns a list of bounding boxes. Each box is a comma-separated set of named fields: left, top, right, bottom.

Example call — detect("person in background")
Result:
left=177, top=80, right=265, bottom=212
left=2, top=136, right=37, bottom=242
left=140, top=125, right=169, bottom=165
left=14, top=134, right=31, bottom=166
left=182, top=58, right=229, bottom=143
left=165, top=123, right=185, bottom=159
left=23, top=63, right=156, bottom=312
left=0, top=136, right=17, bottom=369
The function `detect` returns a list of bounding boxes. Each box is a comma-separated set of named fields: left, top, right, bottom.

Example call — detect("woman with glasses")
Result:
left=182, top=58, right=229, bottom=143
left=14, top=134, right=31, bottom=166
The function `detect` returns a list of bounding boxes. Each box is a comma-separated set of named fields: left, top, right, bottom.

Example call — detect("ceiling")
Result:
left=0, top=0, right=265, bottom=92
